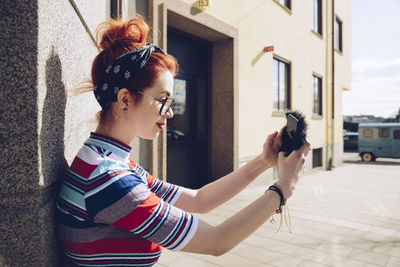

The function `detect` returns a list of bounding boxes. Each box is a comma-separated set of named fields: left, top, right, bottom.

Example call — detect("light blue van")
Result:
left=358, top=123, right=400, bottom=161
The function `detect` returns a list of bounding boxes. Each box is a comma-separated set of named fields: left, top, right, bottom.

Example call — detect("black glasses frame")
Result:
left=137, top=91, right=175, bottom=116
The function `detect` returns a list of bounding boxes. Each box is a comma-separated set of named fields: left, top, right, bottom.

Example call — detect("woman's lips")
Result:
left=156, top=123, right=165, bottom=130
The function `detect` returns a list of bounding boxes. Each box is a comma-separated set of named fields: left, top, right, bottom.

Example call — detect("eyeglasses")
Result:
left=137, top=91, right=175, bottom=116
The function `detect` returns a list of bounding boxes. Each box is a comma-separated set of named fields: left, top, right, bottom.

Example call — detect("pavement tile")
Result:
left=289, top=217, right=338, bottom=233
left=243, top=233, right=276, bottom=247
left=333, top=225, right=369, bottom=239
left=363, top=232, right=397, bottom=243
left=362, top=263, right=382, bottom=267
left=322, top=255, right=365, bottom=267
left=317, top=241, right=353, bottom=257
left=386, top=256, right=400, bottom=267
left=158, top=252, right=219, bottom=267
left=286, top=234, right=324, bottom=249
left=349, top=248, right=389, bottom=266
left=339, top=236, right=376, bottom=250
left=287, top=245, right=330, bottom=263
left=288, top=225, right=344, bottom=244
left=208, top=253, right=274, bottom=267
left=369, top=226, right=400, bottom=239
left=298, top=260, right=328, bottom=267
left=230, top=243, right=303, bottom=266
left=372, top=244, right=400, bottom=257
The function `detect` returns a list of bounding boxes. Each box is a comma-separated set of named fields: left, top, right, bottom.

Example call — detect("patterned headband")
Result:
left=93, top=43, right=165, bottom=109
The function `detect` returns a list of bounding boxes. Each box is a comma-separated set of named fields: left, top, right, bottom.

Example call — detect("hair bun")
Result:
left=96, top=18, right=149, bottom=51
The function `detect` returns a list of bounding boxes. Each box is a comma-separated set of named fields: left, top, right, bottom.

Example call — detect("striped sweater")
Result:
left=56, top=132, right=198, bottom=266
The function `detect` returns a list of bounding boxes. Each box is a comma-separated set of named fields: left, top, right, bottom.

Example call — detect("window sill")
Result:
left=273, top=0, right=292, bottom=15
left=335, top=48, right=343, bottom=55
left=311, top=29, right=323, bottom=40
left=272, top=110, right=286, bottom=117
left=312, top=114, right=323, bottom=120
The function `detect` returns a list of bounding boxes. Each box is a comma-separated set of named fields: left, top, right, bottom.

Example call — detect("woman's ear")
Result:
left=117, top=88, right=131, bottom=109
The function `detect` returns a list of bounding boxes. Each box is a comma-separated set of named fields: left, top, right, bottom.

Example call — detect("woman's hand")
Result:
left=275, top=142, right=311, bottom=199
left=261, top=128, right=284, bottom=168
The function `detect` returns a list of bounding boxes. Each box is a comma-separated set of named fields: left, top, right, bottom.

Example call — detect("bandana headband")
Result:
left=94, top=44, right=165, bottom=109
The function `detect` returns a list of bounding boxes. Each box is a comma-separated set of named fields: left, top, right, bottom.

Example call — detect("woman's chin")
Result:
left=139, top=131, right=160, bottom=140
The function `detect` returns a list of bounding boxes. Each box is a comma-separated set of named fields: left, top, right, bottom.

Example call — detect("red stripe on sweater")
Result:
left=112, top=194, right=161, bottom=231
left=60, top=237, right=161, bottom=254
left=70, top=157, right=98, bottom=179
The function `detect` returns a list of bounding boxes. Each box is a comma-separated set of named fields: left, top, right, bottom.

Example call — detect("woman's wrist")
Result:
left=274, top=180, right=292, bottom=200
left=255, top=154, right=273, bottom=170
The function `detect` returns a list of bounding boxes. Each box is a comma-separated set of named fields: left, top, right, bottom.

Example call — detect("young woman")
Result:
left=56, top=18, right=310, bottom=266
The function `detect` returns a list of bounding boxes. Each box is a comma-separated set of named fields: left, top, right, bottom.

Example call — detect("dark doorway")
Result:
left=166, top=29, right=210, bottom=189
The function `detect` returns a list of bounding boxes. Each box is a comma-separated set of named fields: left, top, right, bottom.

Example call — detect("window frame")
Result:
left=362, top=129, right=373, bottom=139
left=312, top=148, right=323, bottom=168
left=394, top=130, right=400, bottom=139
left=378, top=128, right=390, bottom=138
left=312, top=73, right=323, bottom=116
left=273, top=56, right=291, bottom=113
left=275, top=0, right=291, bottom=10
left=335, top=16, right=343, bottom=52
left=312, top=0, right=323, bottom=36
left=110, top=0, right=122, bottom=19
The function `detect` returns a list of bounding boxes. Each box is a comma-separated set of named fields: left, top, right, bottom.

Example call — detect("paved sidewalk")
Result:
left=157, top=154, right=400, bottom=267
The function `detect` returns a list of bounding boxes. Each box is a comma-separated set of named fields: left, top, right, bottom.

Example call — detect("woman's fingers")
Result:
left=274, top=127, right=285, bottom=146
left=267, top=131, right=278, bottom=144
left=301, top=142, right=311, bottom=156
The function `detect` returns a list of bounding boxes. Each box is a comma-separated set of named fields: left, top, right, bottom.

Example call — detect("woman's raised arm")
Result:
left=180, top=142, right=310, bottom=256
left=174, top=129, right=284, bottom=214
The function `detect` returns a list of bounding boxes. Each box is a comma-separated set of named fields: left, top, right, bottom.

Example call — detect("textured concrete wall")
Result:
left=0, top=0, right=44, bottom=266
left=0, top=0, right=107, bottom=266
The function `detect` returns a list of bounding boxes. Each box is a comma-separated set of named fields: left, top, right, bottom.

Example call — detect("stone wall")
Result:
left=0, top=0, right=106, bottom=266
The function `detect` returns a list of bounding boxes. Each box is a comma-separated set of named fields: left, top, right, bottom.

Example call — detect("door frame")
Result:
left=147, top=0, right=239, bottom=182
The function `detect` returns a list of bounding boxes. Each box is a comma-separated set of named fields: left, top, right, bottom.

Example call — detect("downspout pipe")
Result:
left=329, top=0, right=335, bottom=169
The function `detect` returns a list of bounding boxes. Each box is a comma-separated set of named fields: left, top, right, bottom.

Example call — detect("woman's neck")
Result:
left=95, top=120, right=134, bottom=145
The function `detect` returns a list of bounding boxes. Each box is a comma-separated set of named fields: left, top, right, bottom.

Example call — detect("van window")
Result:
left=363, top=129, right=373, bottom=138
left=394, top=130, right=400, bottom=139
left=379, top=128, right=390, bottom=138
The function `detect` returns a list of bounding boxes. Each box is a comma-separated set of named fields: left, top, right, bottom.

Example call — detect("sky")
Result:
left=343, top=0, right=400, bottom=117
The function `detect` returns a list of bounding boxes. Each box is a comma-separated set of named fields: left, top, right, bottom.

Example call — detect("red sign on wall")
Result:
left=264, top=46, right=274, bottom=53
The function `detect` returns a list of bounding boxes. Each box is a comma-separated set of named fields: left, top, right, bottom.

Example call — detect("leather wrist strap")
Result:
left=266, top=184, right=286, bottom=213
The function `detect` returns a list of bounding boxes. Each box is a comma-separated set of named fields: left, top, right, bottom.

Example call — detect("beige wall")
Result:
left=180, top=0, right=351, bottom=172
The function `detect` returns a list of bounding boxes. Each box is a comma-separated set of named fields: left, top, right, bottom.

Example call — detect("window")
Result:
left=379, top=128, right=389, bottom=138
left=394, top=130, right=400, bottom=139
left=312, top=148, right=322, bottom=168
left=273, top=57, right=291, bottom=112
left=363, top=129, right=373, bottom=138
left=276, top=0, right=291, bottom=10
left=335, top=16, right=343, bottom=52
left=312, top=74, right=322, bottom=115
left=110, top=0, right=122, bottom=19
left=313, top=0, right=322, bottom=35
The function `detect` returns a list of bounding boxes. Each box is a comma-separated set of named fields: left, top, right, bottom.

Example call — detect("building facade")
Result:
left=0, top=0, right=350, bottom=265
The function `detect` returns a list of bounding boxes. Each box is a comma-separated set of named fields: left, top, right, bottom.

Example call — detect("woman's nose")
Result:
left=165, top=107, right=174, bottom=118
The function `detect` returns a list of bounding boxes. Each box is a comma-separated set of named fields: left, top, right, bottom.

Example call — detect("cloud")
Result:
left=344, top=58, right=400, bottom=117
left=352, top=57, right=400, bottom=76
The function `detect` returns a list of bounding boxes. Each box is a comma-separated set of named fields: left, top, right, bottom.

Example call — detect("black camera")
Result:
left=279, top=111, right=307, bottom=156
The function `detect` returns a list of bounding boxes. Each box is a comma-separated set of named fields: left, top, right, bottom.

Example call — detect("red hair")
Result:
left=91, top=18, right=178, bottom=118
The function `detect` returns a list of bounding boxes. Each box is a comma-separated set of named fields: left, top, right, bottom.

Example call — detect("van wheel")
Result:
left=361, top=152, right=374, bottom=162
